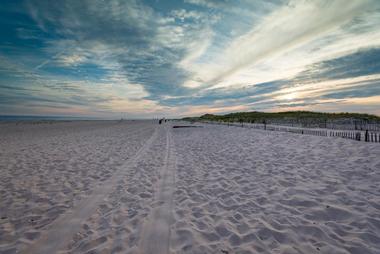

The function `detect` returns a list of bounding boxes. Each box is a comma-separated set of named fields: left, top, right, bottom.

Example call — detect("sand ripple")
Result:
left=171, top=124, right=380, bottom=254
left=1, top=122, right=379, bottom=253
left=0, top=121, right=155, bottom=253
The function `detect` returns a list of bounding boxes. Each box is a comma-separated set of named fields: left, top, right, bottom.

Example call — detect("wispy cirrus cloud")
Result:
left=184, top=0, right=379, bottom=88
left=0, top=0, right=380, bottom=117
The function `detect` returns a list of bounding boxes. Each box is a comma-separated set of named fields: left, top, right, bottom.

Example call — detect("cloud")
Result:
left=170, top=9, right=205, bottom=21
left=159, top=45, right=380, bottom=116
left=294, top=47, right=380, bottom=82
left=1, top=0, right=380, bottom=117
left=57, top=54, right=88, bottom=66
left=183, top=0, right=378, bottom=89
left=26, top=0, right=220, bottom=100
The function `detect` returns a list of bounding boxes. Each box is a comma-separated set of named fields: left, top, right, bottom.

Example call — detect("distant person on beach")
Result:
left=159, top=118, right=166, bottom=124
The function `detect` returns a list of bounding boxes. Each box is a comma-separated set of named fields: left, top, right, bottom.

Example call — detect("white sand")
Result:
left=0, top=121, right=379, bottom=253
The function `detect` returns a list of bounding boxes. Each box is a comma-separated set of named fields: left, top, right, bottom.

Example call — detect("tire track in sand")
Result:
left=21, top=127, right=158, bottom=254
left=139, top=125, right=176, bottom=254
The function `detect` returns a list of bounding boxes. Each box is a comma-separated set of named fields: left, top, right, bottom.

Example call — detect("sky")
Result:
left=0, top=0, right=380, bottom=118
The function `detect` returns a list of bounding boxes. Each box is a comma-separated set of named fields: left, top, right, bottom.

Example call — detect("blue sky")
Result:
left=1, top=0, right=380, bottom=118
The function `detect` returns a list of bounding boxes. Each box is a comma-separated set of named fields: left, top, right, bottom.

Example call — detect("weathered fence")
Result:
left=202, top=121, right=380, bottom=143
left=240, top=118, right=380, bottom=132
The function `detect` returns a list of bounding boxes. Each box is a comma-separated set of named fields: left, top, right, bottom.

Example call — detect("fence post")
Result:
left=365, top=130, right=369, bottom=142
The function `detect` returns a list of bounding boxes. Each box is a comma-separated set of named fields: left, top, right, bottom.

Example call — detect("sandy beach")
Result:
left=0, top=120, right=379, bottom=253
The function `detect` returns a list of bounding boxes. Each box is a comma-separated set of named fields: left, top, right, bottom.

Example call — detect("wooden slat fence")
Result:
left=201, top=121, right=380, bottom=143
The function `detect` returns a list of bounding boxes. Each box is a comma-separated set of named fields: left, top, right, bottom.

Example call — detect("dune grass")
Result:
left=183, top=111, right=380, bottom=124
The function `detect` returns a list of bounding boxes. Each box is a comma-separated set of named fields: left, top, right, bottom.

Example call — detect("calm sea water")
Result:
left=0, top=115, right=101, bottom=121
